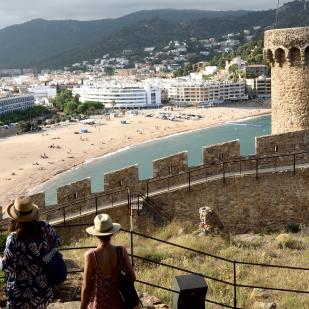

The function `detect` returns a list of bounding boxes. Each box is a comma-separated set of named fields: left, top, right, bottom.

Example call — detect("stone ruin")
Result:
left=199, top=206, right=224, bottom=234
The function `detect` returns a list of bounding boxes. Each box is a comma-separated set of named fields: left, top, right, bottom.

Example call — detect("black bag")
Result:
left=43, top=224, right=67, bottom=286
left=116, top=246, right=140, bottom=309
left=44, top=250, right=67, bottom=286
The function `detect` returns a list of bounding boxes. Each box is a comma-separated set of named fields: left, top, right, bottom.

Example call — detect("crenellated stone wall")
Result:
left=28, top=192, right=46, bottom=210
left=153, top=152, right=188, bottom=177
left=7, top=127, right=309, bottom=236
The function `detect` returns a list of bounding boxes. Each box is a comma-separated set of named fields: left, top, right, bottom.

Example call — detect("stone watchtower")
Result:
left=264, top=27, right=309, bottom=134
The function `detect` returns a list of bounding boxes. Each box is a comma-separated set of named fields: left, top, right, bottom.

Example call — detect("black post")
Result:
left=256, top=158, right=258, bottom=179
left=95, top=196, right=98, bottom=215
left=188, top=171, right=191, bottom=192
left=223, top=162, right=226, bottom=183
left=233, top=261, right=237, bottom=309
left=127, top=190, right=130, bottom=210
left=239, top=160, right=242, bottom=175
left=293, top=154, right=296, bottom=175
left=146, top=182, right=149, bottom=198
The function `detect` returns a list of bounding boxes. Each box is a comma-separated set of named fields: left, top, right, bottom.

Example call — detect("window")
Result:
left=274, top=145, right=279, bottom=153
left=219, top=153, right=224, bottom=161
left=168, top=166, right=174, bottom=173
left=118, top=179, right=124, bottom=186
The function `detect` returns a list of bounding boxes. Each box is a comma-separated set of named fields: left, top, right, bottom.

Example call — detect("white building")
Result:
left=165, top=79, right=248, bottom=106
left=246, top=76, right=271, bottom=99
left=28, top=85, right=57, bottom=99
left=73, top=79, right=161, bottom=108
left=0, top=95, right=35, bottom=115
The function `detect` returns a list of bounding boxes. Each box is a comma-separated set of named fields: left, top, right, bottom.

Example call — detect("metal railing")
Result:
left=1, top=224, right=306, bottom=308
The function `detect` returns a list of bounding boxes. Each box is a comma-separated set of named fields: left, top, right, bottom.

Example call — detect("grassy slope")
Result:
left=63, top=222, right=309, bottom=308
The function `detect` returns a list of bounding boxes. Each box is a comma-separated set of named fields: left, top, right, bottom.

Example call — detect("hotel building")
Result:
left=165, top=80, right=248, bottom=106
left=246, top=77, right=271, bottom=99
left=73, top=79, right=161, bottom=108
left=0, top=95, right=35, bottom=115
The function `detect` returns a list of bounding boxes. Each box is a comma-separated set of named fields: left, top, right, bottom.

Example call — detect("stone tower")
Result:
left=264, top=27, right=309, bottom=134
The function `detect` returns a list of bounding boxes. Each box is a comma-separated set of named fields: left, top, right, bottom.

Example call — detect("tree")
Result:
left=64, top=101, right=78, bottom=114
left=16, top=121, right=31, bottom=133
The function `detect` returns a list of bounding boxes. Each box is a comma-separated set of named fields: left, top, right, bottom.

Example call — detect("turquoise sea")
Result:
left=37, top=115, right=271, bottom=205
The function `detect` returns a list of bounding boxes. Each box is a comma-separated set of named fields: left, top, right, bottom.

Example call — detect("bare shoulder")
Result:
left=84, top=250, right=94, bottom=260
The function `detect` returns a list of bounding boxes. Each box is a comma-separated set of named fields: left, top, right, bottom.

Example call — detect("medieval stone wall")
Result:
left=264, top=27, right=309, bottom=135
left=149, top=167, right=309, bottom=233
left=12, top=128, right=309, bottom=236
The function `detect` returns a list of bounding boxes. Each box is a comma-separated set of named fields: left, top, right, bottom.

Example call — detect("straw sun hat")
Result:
left=86, top=214, right=121, bottom=236
left=7, top=196, right=39, bottom=222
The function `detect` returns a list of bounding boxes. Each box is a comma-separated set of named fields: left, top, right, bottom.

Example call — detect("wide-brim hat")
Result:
left=86, top=214, right=121, bottom=236
left=7, top=196, right=39, bottom=222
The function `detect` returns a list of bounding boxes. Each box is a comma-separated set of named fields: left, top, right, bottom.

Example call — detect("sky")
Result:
left=0, top=0, right=292, bottom=29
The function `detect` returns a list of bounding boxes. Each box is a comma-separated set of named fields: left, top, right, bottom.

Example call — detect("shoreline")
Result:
left=0, top=103, right=271, bottom=207
left=29, top=111, right=271, bottom=196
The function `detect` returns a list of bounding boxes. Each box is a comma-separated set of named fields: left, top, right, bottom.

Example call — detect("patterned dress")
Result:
left=1, top=221, right=60, bottom=309
left=87, top=250, right=126, bottom=309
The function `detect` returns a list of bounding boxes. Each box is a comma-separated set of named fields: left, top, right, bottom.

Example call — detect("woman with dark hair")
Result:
left=1, top=196, right=60, bottom=309
left=81, top=214, right=138, bottom=309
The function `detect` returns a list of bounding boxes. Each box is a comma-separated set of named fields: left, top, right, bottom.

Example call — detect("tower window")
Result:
left=219, top=153, right=224, bottom=161
left=274, top=145, right=279, bottom=153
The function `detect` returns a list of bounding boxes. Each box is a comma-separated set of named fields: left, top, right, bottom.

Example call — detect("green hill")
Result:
left=0, top=1, right=308, bottom=69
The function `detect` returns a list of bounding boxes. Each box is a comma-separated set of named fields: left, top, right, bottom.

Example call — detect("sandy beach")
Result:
left=0, top=102, right=270, bottom=208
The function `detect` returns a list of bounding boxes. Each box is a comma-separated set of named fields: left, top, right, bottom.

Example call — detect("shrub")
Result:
left=276, top=234, right=305, bottom=250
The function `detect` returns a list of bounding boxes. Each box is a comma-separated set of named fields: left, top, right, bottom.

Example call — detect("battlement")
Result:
left=21, top=128, right=309, bottom=210
left=264, top=27, right=309, bottom=67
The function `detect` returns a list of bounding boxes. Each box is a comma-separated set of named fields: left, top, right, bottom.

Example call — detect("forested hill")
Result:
left=0, top=1, right=308, bottom=69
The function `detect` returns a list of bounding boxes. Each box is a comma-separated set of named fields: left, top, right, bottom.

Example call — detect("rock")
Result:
left=199, top=206, right=224, bottom=233
left=252, top=301, right=277, bottom=309
left=250, top=289, right=273, bottom=302
left=139, top=292, right=170, bottom=309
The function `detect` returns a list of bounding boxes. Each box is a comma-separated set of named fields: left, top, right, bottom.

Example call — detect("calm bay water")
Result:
left=41, top=115, right=271, bottom=205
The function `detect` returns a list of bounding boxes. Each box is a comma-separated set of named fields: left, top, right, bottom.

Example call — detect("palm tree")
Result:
left=111, top=99, right=116, bottom=113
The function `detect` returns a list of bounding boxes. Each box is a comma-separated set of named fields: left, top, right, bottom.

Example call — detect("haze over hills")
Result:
left=0, top=0, right=308, bottom=69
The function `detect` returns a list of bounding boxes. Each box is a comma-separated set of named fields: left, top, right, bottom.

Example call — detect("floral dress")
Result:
left=1, top=221, right=60, bottom=309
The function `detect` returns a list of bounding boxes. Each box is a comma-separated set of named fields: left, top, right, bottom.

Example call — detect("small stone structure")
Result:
left=199, top=207, right=224, bottom=233
left=203, top=140, right=240, bottom=164
left=57, top=178, right=91, bottom=205
left=264, top=27, right=309, bottom=135
left=153, top=151, right=188, bottom=177
left=104, top=165, right=139, bottom=191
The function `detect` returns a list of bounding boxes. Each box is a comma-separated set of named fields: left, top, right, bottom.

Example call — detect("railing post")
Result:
left=95, top=196, right=98, bottom=215
left=293, top=153, right=296, bottom=175
left=127, top=189, right=130, bottom=210
left=239, top=160, right=242, bottom=175
left=233, top=261, right=237, bottom=309
left=137, top=195, right=140, bottom=216
left=256, top=158, right=258, bottom=179
left=63, top=206, right=66, bottom=225
left=223, top=162, right=226, bottom=183
left=130, top=230, right=134, bottom=266
left=188, top=171, right=191, bottom=192
left=146, top=182, right=149, bottom=198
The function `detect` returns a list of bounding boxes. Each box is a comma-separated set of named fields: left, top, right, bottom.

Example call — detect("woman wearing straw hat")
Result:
left=1, top=196, right=60, bottom=309
left=81, top=214, right=137, bottom=309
